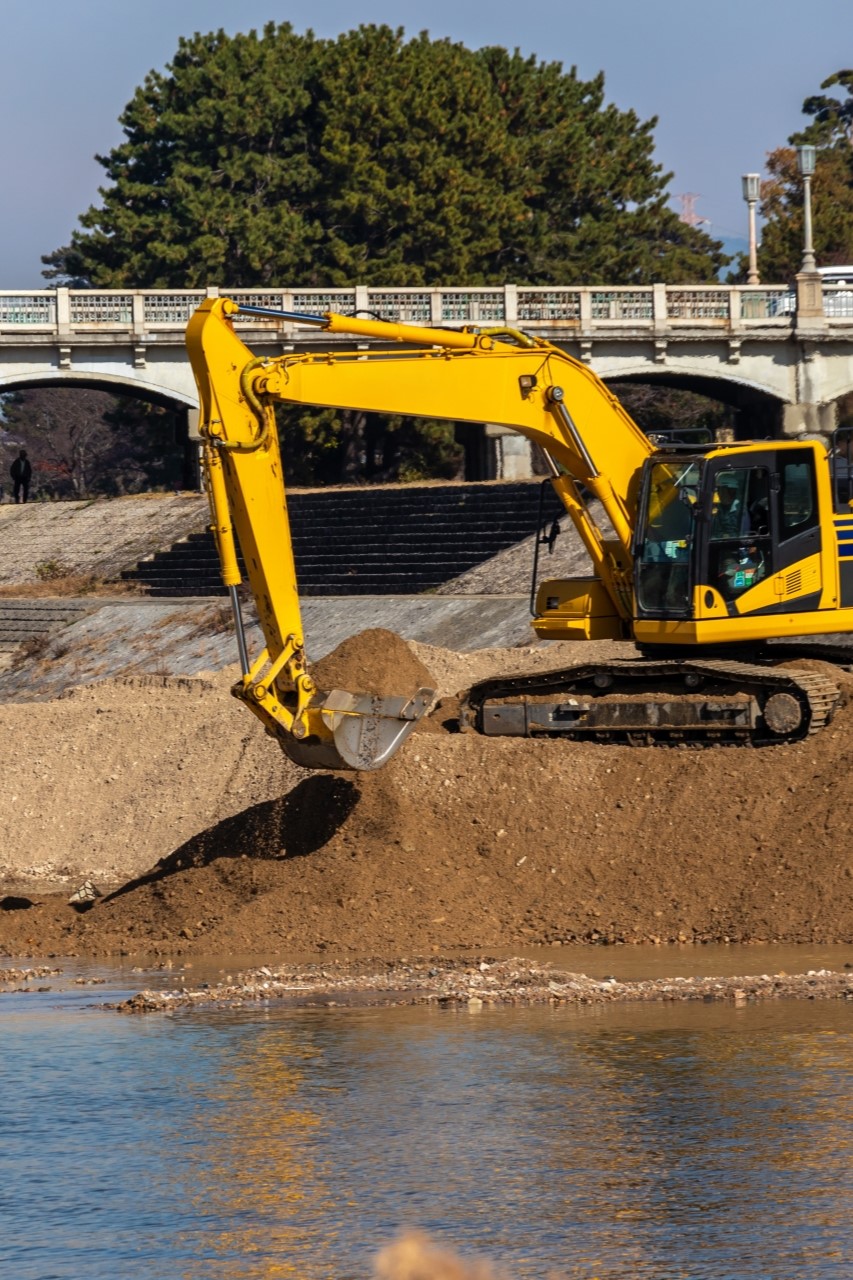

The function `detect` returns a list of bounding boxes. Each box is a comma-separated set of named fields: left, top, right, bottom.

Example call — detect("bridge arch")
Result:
left=0, top=372, right=201, bottom=497
left=0, top=370, right=196, bottom=411
left=600, top=365, right=787, bottom=441
left=594, top=358, right=786, bottom=404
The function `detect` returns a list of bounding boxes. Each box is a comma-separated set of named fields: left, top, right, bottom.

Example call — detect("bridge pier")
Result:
left=182, top=409, right=203, bottom=490
left=780, top=337, right=842, bottom=440
left=781, top=400, right=839, bottom=440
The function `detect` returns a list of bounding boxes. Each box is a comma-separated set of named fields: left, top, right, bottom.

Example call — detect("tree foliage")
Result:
left=757, top=71, right=853, bottom=281
left=44, top=23, right=724, bottom=289
left=614, top=383, right=730, bottom=443
left=276, top=404, right=463, bottom=486
left=40, top=24, right=730, bottom=487
left=799, top=69, right=853, bottom=147
left=1, top=390, right=185, bottom=499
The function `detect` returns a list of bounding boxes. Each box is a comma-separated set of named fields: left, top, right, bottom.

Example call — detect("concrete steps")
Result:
left=121, top=482, right=562, bottom=597
left=0, top=599, right=96, bottom=651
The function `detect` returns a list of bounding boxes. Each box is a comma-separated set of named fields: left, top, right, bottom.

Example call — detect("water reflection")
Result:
left=176, top=1024, right=338, bottom=1278
left=557, top=1016, right=853, bottom=1277
left=1, top=995, right=851, bottom=1279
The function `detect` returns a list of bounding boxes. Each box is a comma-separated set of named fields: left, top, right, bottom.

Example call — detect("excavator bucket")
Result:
left=279, top=686, right=435, bottom=771
left=323, top=686, right=434, bottom=769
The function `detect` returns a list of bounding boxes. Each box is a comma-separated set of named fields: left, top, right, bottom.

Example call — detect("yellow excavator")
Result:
left=186, top=297, right=852, bottom=769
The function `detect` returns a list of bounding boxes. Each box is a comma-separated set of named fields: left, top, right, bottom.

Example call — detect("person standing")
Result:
left=10, top=449, right=32, bottom=503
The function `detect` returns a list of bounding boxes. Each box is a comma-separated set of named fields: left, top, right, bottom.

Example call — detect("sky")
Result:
left=3, top=0, right=852, bottom=287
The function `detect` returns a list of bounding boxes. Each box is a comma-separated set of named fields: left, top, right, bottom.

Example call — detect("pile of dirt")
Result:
left=2, top=629, right=853, bottom=960
left=0, top=670, right=300, bottom=890
left=312, top=628, right=435, bottom=698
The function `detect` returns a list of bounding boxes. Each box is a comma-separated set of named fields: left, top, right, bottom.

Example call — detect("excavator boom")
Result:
left=186, top=294, right=654, bottom=767
left=188, top=297, right=654, bottom=629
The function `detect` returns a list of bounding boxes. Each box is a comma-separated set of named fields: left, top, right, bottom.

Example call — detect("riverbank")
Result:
left=3, top=955, right=852, bottom=1012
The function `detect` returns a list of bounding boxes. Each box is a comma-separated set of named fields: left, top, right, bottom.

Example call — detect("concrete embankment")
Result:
left=0, top=594, right=538, bottom=701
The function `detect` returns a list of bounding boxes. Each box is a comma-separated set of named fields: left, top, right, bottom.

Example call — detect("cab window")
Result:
left=636, top=460, right=698, bottom=613
left=780, top=455, right=817, bottom=537
left=708, top=467, right=772, bottom=600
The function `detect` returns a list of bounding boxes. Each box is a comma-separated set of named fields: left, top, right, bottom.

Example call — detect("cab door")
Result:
left=704, top=455, right=774, bottom=608
left=634, top=457, right=701, bottom=618
left=770, top=447, right=822, bottom=611
left=703, top=449, right=821, bottom=616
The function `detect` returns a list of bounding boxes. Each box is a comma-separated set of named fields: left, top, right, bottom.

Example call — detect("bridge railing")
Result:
left=823, top=284, right=853, bottom=318
left=0, top=284, right=834, bottom=335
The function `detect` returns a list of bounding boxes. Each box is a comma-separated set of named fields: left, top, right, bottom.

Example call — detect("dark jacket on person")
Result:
left=10, top=455, right=31, bottom=483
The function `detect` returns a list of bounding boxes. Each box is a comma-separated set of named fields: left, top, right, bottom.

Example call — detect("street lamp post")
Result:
left=797, top=144, right=817, bottom=273
left=741, top=173, right=761, bottom=284
left=794, top=144, right=823, bottom=323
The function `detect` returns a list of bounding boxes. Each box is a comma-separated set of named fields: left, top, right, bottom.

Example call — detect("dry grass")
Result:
left=182, top=602, right=234, bottom=641
left=0, top=575, right=142, bottom=599
left=10, top=634, right=51, bottom=667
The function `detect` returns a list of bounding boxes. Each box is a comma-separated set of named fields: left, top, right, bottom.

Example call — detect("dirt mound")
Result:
left=0, top=670, right=299, bottom=892
left=311, top=628, right=435, bottom=698
left=2, top=636, right=853, bottom=960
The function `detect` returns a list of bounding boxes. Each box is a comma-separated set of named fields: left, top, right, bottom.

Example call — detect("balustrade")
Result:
left=0, top=294, right=56, bottom=325
left=142, top=292, right=204, bottom=325
left=0, top=283, right=848, bottom=337
left=69, top=294, right=134, bottom=324
left=823, top=285, right=853, bottom=318
left=516, top=289, right=581, bottom=321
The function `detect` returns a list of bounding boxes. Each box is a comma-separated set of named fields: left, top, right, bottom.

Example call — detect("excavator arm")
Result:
left=185, top=296, right=654, bottom=768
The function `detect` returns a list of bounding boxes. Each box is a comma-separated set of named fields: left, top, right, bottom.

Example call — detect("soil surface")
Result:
left=2, top=628, right=853, bottom=970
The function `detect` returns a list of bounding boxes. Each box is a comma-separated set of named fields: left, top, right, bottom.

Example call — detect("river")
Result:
left=2, top=949, right=852, bottom=1280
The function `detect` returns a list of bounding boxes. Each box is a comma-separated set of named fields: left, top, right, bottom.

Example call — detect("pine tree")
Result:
left=40, top=23, right=727, bottom=484
left=757, top=71, right=853, bottom=281
left=43, top=23, right=724, bottom=288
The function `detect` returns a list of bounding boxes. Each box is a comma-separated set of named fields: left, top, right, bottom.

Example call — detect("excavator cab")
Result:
left=633, top=441, right=827, bottom=640
left=471, top=439, right=839, bottom=747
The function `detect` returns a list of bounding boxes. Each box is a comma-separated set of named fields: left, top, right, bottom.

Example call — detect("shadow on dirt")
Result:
left=0, top=895, right=37, bottom=911
left=104, top=775, right=360, bottom=902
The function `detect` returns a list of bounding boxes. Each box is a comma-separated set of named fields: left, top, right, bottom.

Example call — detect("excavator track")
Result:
left=459, top=659, right=842, bottom=747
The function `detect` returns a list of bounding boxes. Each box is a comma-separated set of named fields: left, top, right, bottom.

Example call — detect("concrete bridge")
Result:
left=2, top=282, right=852, bottom=457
